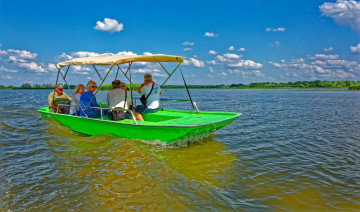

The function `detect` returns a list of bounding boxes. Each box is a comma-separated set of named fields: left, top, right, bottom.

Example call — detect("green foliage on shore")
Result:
left=98, top=83, right=142, bottom=90
left=348, top=84, right=360, bottom=90
left=1, top=80, right=360, bottom=90
left=162, top=80, right=360, bottom=89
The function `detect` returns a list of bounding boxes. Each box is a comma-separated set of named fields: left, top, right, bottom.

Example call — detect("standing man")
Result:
left=133, top=74, right=161, bottom=121
left=48, top=84, right=72, bottom=114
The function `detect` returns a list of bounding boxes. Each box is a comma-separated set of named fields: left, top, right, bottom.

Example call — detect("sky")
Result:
left=0, top=0, right=359, bottom=86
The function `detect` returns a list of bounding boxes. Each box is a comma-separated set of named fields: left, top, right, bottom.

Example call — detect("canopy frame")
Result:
left=53, top=54, right=199, bottom=121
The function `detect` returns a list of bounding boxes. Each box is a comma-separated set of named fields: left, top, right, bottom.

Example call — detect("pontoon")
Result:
left=38, top=54, right=241, bottom=143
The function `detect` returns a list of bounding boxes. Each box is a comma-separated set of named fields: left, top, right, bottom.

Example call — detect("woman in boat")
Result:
left=79, top=80, right=107, bottom=118
left=70, top=84, right=84, bottom=115
left=48, top=84, right=72, bottom=114
left=107, top=80, right=132, bottom=120
left=133, top=74, right=161, bottom=121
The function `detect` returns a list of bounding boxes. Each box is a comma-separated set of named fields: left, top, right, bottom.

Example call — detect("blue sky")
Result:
left=0, top=0, right=359, bottom=86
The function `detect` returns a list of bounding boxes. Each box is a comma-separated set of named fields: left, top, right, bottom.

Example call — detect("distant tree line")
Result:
left=1, top=80, right=360, bottom=90
left=0, top=83, right=76, bottom=89
left=162, top=80, right=360, bottom=89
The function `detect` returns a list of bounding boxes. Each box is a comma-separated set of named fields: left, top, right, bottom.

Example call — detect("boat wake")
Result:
left=140, top=132, right=212, bottom=148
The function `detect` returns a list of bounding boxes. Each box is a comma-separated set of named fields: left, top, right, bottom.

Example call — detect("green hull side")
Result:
left=39, top=108, right=239, bottom=143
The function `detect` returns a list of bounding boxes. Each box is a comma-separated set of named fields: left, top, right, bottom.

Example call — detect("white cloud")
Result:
left=0, top=49, right=8, bottom=56
left=0, top=66, right=18, bottom=73
left=183, top=58, right=205, bottom=67
left=324, top=46, right=333, bottom=52
left=204, top=32, right=218, bottom=37
left=270, top=41, right=281, bottom=48
left=320, top=0, right=360, bottom=34
left=269, top=53, right=360, bottom=79
left=266, top=27, right=286, bottom=32
left=1, top=75, right=14, bottom=79
left=116, top=51, right=137, bottom=56
left=7, top=49, right=38, bottom=60
left=237, top=48, right=246, bottom=51
left=350, top=43, right=360, bottom=53
left=58, top=53, right=73, bottom=60
left=207, top=74, right=214, bottom=78
left=208, top=50, right=217, bottom=55
left=182, top=41, right=194, bottom=46
left=228, top=46, right=235, bottom=51
left=310, top=54, right=339, bottom=60
left=228, top=60, right=263, bottom=69
left=183, top=48, right=192, bottom=51
left=216, top=53, right=242, bottom=62
left=209, top=67, right=214, bottom=73
left=132, top=68, right=166, bottom=77
left=8, top=56, right=27, bottom=63
left=47, top=63, right=57, bottom=71
left=207, top=60, right=218, bottom=65
left=94, top=18, right=124, bottom=33
left=17, top=62, right=46, bottom=73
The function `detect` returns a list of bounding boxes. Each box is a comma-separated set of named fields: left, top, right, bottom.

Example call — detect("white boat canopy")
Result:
left=57, top=54, right=183, bottom=68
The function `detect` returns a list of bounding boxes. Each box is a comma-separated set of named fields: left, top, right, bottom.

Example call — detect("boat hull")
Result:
left=39, top=107, right=240, bottom=143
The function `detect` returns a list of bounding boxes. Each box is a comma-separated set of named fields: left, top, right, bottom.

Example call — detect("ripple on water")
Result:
left=1, top=89, right=360, bottom=211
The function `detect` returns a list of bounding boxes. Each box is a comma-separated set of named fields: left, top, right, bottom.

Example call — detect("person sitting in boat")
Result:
left=107, top=80, right=132, bottom=119
left=48, top=84, right=72, bottom=114
left=70, top=84, right=84, bottom=115
left=133, top=74, right=161, bottom=121
left=120, top=82, right=127, bottom=90
left=79, top=80, right=107, bottom=118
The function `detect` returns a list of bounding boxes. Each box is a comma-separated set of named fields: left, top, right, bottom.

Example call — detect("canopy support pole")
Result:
left=63, top=65, right=71, bottom=79
left=158, top=62, right=170, bottom=75
left=115, top=66, right=120, bottom=80
left=179, top=67, right=198, bottom=113
left=161, top=62, right=182, bottom=88
left=117, top=65, right=137, bottom=88
left=85, top=65, right=114, bottom=110
left=93, top=65, right=103, bottom=81
left=125, top=62, right=132, bottom=76
left=51, top=67, right=61, bottom=109
left=129, top=70, right=134, bottom=107
left=58, top=68, right=88, bottom=118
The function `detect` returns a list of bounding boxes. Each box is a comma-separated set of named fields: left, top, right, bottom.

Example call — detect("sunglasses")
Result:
left=121, top=85, right=126, bottom=87
left=92, top=86, right=98, bottom=88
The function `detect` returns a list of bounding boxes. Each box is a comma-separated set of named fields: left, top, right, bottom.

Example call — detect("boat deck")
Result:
left=39, top=107, right=240, bottom=127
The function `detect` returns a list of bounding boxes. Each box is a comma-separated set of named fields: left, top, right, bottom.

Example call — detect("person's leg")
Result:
left=133, top=109, right=144, bottom=121
left=87, top=109, right=101, bottom=118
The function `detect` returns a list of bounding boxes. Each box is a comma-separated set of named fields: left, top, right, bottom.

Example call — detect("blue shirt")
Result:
left=79, top=91, right=99, bottom=116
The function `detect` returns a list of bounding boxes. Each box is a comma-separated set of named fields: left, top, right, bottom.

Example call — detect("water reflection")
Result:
left=43, top=121, right=239, bottom=210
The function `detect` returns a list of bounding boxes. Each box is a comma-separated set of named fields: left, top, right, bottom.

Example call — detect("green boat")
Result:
left=39, top=54, right=241, bottom=143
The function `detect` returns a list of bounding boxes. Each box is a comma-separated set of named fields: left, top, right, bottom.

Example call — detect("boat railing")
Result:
left=56, top=104, right=138, bottom=125
left=132, top=98, right=200, bottom=113
left=159, top=99, right=199, bottom=113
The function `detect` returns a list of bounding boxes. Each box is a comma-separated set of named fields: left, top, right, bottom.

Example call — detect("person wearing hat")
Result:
left=48, top=84, right=72, bottom=114
left=133, top=74, right=161, bottom=121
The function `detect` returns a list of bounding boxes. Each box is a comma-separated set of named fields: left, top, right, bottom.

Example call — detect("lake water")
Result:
left=1, top=89, right=360, bottom=211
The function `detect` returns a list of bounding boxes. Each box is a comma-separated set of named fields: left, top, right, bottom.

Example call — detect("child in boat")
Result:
left=48, top=84, right=72, bottom=114
left=133, top=74, right=161, bottom=121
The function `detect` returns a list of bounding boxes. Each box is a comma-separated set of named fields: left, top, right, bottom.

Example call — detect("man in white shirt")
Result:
left=107, top=80, right=132, bottom=119
left=133, top=74, right=161, bottom=121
